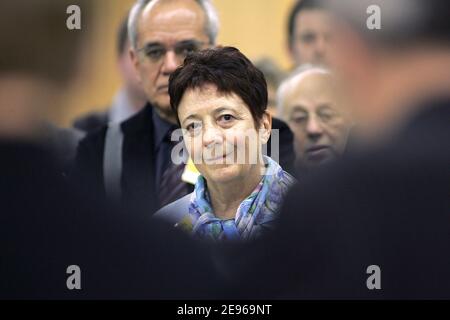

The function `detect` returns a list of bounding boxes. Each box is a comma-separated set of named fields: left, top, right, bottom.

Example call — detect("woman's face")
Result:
left=177, top=84, right=271, bottom=185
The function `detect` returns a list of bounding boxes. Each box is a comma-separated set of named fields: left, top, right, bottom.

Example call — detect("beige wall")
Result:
left=215, top=0, right=294, bottom=69
left=59, top=0, right=296, bottom=127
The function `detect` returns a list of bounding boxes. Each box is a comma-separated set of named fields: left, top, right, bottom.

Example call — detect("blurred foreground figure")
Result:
left=0, top=0, right=218, bottom=299
left=73, top=13, right=147, bottom=133
left=230, top=0, right=450, bottom=299
left=254, top=58, right=285, bottom=116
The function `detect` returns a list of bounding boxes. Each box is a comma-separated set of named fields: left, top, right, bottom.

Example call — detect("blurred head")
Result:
left=169, top=47, right=272, bottom=185
left=0, top=0, right=90, bottom=87
left=116, top=14, right=146, bottom=106
left=254, top=58, right=285, bottom=116
left=288, top=0, right=334, bottom=67
left=0, top=0, right=92, bottom=134
left=278, top=66, right=351, bottom=167
left=322, top=0, right=450, bottom=140
left=128, top=0, right=219, bottom=123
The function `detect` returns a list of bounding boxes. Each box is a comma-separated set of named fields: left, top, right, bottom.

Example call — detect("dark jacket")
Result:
left=72, top=103, right=296, bottom=213
left=0, top=142, right=220, bottom=299
left=73, top=104, right=158, bottom=213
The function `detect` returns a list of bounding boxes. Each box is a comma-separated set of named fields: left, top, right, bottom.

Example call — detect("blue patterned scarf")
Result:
left=176, top=156, right=296, bottom=242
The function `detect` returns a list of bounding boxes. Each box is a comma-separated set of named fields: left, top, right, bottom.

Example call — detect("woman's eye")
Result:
left=186, top=122, right=201, bottom=133
left=218, top=114, right=235, bottom=124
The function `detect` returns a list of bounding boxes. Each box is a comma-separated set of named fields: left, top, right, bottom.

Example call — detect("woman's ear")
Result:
left=259, top=111, right=272, bottom=144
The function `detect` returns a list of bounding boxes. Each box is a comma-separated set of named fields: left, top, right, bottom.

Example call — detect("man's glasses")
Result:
left=137, top=39, right=206, bottom=64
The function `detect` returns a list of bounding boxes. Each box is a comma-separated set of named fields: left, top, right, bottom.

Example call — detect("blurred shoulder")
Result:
left=78, top=124, right=108, bottom=148
left=154, top=193, right=192, bottom=225
left=73, top=110, right=108, bottom=133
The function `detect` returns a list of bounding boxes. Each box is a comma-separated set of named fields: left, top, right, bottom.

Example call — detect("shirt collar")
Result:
left=108, top=88, right=138, bottom=124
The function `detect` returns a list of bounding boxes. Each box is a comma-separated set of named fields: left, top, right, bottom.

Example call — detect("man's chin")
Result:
left=304, top=149, right=337, bottom=166
left=151, top=95, right=170, bottom=109
left=150, top=95, right=173, bottom=115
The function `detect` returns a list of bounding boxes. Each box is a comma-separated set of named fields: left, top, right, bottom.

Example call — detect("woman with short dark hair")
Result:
left=156, top=47, right=295, bottom=242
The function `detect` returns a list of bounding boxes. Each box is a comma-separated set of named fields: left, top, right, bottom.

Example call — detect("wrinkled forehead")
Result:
left=289, top=72, right=336, bottom=97
left=178, top=85, right=249, bottom=119
left=137, top=0, right=208, bottom=46
left=282, top=73, right=340, bottom=110
left=181, top=85, right=244, bottom=109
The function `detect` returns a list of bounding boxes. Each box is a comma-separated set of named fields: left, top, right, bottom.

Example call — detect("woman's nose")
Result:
left=202, top=124, right=223, bottom=148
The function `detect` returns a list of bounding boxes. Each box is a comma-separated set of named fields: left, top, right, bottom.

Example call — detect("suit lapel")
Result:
left=120, top=104, right=157, bottom=212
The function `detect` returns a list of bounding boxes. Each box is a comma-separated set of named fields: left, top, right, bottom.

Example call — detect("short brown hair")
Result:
left=169, top=46, right=268, bottom=126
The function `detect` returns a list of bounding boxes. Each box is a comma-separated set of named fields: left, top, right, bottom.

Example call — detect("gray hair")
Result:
left=128, top=0, right=220, bottom=50
left=276, top=64, right=331, bottom=117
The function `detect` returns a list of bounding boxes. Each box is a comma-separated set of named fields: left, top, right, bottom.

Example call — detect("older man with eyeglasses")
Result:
left=72, top=0, right=217, bottom=213
left=72, top=0, right=296, bottom=214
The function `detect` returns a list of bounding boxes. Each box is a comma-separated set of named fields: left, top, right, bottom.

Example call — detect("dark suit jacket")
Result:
left=0, top=141, right=221, bottom=299
left=72, top=103, right=295, bottom=213
left=225, top=97, right=450, bottom=299
left=73, top=103, right=158, bottom=213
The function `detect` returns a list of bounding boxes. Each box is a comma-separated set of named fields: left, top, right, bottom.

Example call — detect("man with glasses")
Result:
left=73, top=14, right=147, bottom=133
left=73, top=0, right=218, bottom=213
left=128, top=0, right=216, bottom=125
